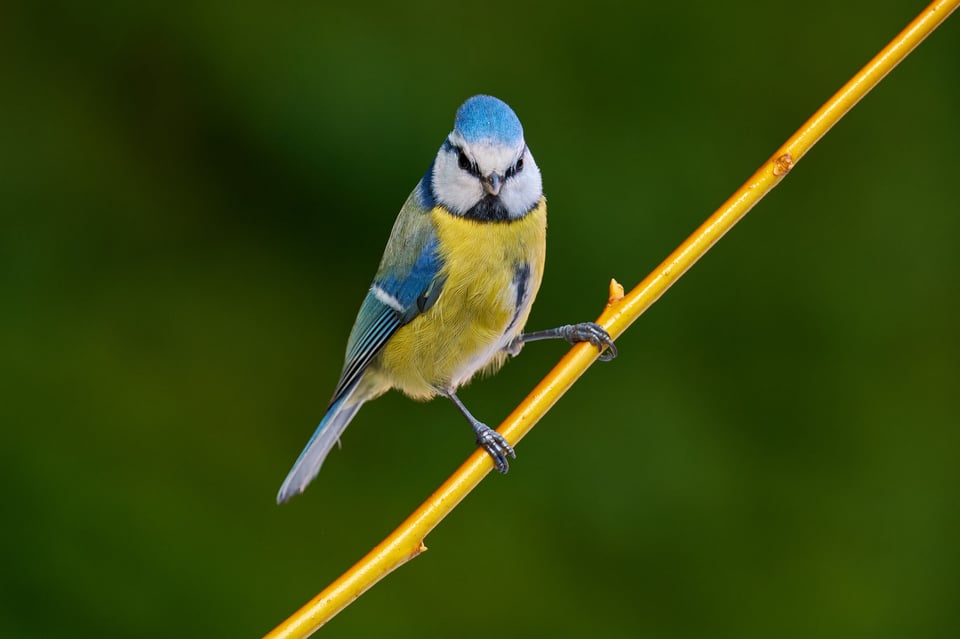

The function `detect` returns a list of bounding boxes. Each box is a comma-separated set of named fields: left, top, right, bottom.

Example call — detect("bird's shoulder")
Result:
left=374, top=181, right=444, bottom=296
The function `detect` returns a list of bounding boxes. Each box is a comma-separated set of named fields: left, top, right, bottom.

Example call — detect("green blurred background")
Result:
left=3, top=1, right=959, bottom=637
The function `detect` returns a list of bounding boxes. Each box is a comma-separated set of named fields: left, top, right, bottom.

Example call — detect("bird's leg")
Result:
left=443, top=390, right=515, bottom=473
left=506, top=322, right=618, bottom=361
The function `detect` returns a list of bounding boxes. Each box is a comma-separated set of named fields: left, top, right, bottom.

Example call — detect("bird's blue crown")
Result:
left=454, top=95, right=524, bottom=146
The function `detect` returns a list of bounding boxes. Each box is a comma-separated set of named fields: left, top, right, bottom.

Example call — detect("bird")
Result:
left=277, top=95, right=616, bottom=503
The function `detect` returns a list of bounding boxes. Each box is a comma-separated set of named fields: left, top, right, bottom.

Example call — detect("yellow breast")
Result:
left=373, top=199, right=547, bottom=400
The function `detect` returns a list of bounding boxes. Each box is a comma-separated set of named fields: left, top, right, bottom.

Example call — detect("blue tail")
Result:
left=276, top=385, right=365, bottom=503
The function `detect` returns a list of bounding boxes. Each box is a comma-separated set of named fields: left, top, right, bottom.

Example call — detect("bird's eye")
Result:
left=505, top=156, right=524, bottom=179
left=457, top=149, right=472, bottom=171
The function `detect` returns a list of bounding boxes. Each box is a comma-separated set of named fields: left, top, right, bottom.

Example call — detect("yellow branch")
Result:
left=263, top=1, right=959, bottom=636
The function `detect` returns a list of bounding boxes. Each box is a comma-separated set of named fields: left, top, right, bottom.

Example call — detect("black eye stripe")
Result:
left=505, top=155, right=524, bottom=179
left=454, top=145, right=526, bottom=179
left=456, top=148, right=480, bottom=176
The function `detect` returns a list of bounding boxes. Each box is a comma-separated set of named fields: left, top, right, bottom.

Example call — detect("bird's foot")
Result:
left=558, top=322, right=618, bottom=361
left=474, top=423, right=515, bottom=473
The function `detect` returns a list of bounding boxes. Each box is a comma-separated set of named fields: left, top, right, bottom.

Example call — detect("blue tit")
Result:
left=277, top=95, right=616, bottom=503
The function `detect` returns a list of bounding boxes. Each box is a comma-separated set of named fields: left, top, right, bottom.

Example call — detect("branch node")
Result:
left=773, top=152, right=794, bottom=176
left=607, top=278, right=625, bottom=305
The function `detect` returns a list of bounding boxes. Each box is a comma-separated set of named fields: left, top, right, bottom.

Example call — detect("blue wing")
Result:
left=330, top=171, right=446, bottom=403
left=331, top=229, right=445, bottom=404
left=277, top=187, right=445, bottom=502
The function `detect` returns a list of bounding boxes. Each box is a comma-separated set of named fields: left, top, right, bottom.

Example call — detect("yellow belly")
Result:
left=370, top=199, right=547, bottom=400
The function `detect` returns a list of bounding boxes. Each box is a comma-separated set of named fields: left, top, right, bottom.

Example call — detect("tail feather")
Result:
left=276, top=386, right=365, bottom=504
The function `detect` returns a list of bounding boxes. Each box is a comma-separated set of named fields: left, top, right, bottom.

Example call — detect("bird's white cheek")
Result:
left=454, top=173, right=483, bottom=210
left=501, top=170, right=542, bottom=217
left=435, top=162, right=483, bottom=215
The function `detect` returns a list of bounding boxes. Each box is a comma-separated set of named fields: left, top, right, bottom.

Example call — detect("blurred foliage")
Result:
left=2, top=1, right=959, bottom=638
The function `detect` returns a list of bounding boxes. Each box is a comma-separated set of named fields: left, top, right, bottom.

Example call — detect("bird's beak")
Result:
left=482, top=173, right=503, bottom=196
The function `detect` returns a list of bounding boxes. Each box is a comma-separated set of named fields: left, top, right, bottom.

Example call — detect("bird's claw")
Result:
left=561, top=322, right=618, bottom=361
left=475, top=424, right=515, bottom=473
